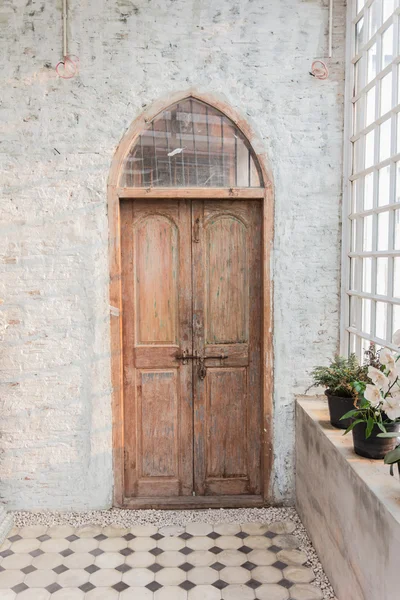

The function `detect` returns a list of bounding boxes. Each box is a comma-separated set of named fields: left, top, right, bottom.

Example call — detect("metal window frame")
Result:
left=341, top=0, right=400, bottom=357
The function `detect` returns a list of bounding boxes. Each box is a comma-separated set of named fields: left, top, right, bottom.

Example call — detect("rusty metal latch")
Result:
left=193, top=218, right=200, bottom=243
left=198, top=356, right=207, bottom=380
left=175, top=350, right=228, bottom=379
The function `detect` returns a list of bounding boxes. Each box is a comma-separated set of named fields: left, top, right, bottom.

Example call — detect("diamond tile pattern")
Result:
left=242, top=561, right=257, bottom=570
left=246, top=578, right=262, bottom=589
left=0, top=521, right=321, bottom=599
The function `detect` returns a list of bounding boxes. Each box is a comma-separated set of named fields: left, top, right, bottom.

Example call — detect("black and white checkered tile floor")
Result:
left=0, top=521, right=323, bottom=599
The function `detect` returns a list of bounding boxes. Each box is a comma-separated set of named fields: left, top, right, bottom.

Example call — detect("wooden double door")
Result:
left=121, top=198, right=262, bottom=506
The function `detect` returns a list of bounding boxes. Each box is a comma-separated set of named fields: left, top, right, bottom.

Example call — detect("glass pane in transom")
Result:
left=120, top=99, right=263, bottom=188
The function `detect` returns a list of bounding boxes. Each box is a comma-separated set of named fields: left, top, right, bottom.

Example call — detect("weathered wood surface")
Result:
left=117, top=187, right=265, bottom=199
left=121, top=200, right=193, bottom=498
left=122, top=199, right=262, bottom=502
left=192, top=200, right=262, bottom=497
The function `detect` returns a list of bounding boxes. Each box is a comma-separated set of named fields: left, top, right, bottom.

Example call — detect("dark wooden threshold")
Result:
left=119, top=495, right=265, bottom=510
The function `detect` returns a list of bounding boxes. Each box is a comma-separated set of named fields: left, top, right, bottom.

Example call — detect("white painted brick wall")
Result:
left=0, top=0, right=346, bottom=509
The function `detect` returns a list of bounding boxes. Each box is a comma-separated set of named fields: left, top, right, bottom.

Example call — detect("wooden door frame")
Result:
left=107, top=89, right=274, bottom=508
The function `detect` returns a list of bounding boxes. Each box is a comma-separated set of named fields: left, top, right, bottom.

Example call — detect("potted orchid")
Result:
left=341, top=330, right=400, bottom=460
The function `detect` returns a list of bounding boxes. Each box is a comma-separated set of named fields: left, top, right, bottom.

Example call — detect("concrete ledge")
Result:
left=296, top=396, right=400, bottom=600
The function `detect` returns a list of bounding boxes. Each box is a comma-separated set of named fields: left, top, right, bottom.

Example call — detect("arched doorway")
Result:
left=108, top=91, right=273, bottom=508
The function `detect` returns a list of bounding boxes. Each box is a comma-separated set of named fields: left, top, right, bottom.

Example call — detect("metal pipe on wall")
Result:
left=63, top=0, right=68, bottom=57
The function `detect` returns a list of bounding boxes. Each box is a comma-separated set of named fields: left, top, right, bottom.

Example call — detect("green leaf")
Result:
left=377, top=432, right=400, bottom=438
left=377, top=422, right=387, bottom=433
left=384, top=447, right=400, bottom=464
left=340, top=409, right=359, bottom=420
left=366, top=416, right=374, bottom=439
left=343, top=419, right=364, bottom=435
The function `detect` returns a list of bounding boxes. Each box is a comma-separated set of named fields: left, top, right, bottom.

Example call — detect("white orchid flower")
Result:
left=364, top=384, right=383, bottom=407
left=381, top=396, right=400, bottom=421
left=393, top=329, right=400, bottom=347
left=368, top=366, right=389, bottom=390
left=380, top=347, right=395, bottom=369
left=388, top=365, right=399, bottom=386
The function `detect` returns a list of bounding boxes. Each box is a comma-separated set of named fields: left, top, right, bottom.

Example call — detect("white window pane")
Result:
left=376, top=257, right=388, bottom=294
left=363, top=257, right=372, bottom=292
left=362, top=298, right=372, bottom=333
left=357, top=0, right=365, bottom=11
left=382, top=25, right=394, bottom=69
left=368, top=43, right=378, bottom=82
left=378, top=165, right=390, bottom=206
left=350, top=333, right=357, bottom=354
left=395, top=209, right=400, bottom=249
left=353, top=139, right=360, bottom=173
left=356, top=18, right=365, bottom=53
left=352, top=180, right=358, bottom=212
left=365, top=130, right=375, bottom=167
left=350, top=258, right=357, bottom=290
left=361, top=337, right=372, bottom=359
left=366, top=87, right=376, bottom=126
left=363, top=215, right=374, bottom=250
left=350, top=258, right=355, bottom=290
left=393, top=305, right=400, bottom=338
left=350, top=296, right=360, bottom=328
left=354, top=98, right=362, bottom=134
left=380, top=72, right=392, bottom=116
left=355, top=57, right=365, bottom=94
left=376, top=301, right=388, bottom=338
left=398, top=114, right=400, bottom=154
left=394, top=257, right=400, bottom=297
left=365, top=172, right=374, bottom=209
left=352, top=218, right=357, bottom=252
left=377, top=211, right=389, bottom=250
left=382, top=0, right=395, bottom=22
left=398, top=65, right=400, bottom=104
left=396, top=162, right=400, bottom=202
left=369, top=0, right=382, bottom=37
left=379, top=118, right=391, bottom=161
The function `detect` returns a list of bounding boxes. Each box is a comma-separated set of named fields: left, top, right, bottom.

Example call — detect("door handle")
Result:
left=198, top=357, right=207, bottom=380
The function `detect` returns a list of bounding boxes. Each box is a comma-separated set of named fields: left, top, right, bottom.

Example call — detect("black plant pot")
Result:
left=352, top=421, right=400, bottom=460
left=326, top=392, right=356, bottom=429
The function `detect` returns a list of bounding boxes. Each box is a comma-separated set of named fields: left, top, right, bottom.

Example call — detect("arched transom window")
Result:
left=120, top=98, right=263, bottom=188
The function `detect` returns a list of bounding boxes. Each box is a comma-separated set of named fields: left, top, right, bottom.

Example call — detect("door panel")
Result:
left=121, top=200, right=193, bottom=498
left=192, top=200, right=262, bottom=496
left=134, top=216, right=178, bottom=345
left=138, top=369, right=179, bottom=478
left=206, top=216, right=248, bottom=344
left=207, top=368, right=247, bottom=477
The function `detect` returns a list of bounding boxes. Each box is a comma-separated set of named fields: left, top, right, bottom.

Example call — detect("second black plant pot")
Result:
left=326, top=392, right=356, bottom=429
left=352, top=421, right=400, bottom=459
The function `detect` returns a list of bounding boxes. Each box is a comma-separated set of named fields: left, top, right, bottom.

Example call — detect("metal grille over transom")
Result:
left=120, top=98, right=263, bottom=187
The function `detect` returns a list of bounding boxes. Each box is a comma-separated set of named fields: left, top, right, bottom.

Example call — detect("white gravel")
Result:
left=12, top=506, right=336, bottom=599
